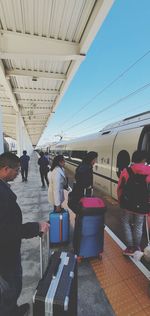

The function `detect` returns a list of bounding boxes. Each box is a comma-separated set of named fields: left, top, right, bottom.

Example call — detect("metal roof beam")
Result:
left=80, top=0, right=114, bottom=53
left=22, top=113, right=49, bottom=117
left=0, top=31, right=84, bottom=61
left=29, top=133, right=41, bottom=136
left=27, top=123, right=44, bottom=126
left=18, top=100, right=53, bottom=105
left=6, top=69, right=66, bottom=81
left=3, top=123, right=16, bottom=126
left=18, top=99, right=54, bottom=110
left=2, top=113, right=16, bottom=117
left=13, top=88, right=59, bottom=95
left=47, top=59, right=83, bottom=123
left=0, top=60, right=19, bottom=112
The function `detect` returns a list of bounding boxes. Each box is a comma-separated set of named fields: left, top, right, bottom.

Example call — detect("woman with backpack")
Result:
left=117, top=150, right=150, bottom=256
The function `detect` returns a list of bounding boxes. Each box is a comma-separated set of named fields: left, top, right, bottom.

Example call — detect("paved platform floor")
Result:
left=11, top=152, right=115, bottom=316
left=11, top=152, right=150, bottom=315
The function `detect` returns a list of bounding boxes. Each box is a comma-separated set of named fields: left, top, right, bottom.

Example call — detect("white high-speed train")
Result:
left=50, top=111, right=150, bottom=200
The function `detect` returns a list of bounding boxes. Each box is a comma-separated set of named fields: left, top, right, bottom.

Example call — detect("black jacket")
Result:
left=0, top=180, right=39, bottom=272
left=38, top=156, right=49, bottom=172
left=74, top=162, right=93, bottom=201
left=20, top=154, right=30, bottom=169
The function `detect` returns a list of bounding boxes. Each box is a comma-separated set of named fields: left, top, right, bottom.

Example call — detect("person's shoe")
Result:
left=18, top=303, right=30, bottom=316
left=123, top=247, right=135, bottom=256
left=41, top=184, right=45, bottom=188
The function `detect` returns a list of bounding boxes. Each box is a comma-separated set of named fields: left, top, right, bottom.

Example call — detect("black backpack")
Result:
left=120, top=167, right=149, bottom=214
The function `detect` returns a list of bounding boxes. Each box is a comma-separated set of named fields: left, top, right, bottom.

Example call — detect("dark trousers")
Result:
left=21, top=167, right=28, bottom=181
left=73, top=215, right=82, bottom=255
left=40, top=170, right=49, bottom=187
left=0, top=257, right=22, bottom=316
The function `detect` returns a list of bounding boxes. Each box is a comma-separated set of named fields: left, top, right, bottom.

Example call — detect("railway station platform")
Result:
left=11, top=151, right=150, bottom=315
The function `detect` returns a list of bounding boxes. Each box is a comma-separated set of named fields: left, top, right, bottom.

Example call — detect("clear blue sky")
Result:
left=38, top=0, right=150, bottom=146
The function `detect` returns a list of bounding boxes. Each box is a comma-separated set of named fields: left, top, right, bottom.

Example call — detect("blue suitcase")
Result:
left=73, top=197, right=106, bottom=258
left=49, top=209, right=69, bottom=244
left=78, top=215, right=104, bottom=257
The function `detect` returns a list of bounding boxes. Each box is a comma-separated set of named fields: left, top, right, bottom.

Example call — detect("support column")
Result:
left=22, top=125, right=33, bottom=155
left=16, top=113, right=33, bottom=156
left=0, top=105, right=4, bottom=154
left=16, top=112, right=23, bottom=157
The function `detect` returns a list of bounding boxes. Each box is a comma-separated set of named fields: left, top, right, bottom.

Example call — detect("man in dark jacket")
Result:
left=68, top=151, right=98, bottom=213
left=74, top=151, right=98, bottom=201
left=38, top=151, right=49, bottom=187
left=20, top=150, right=30, bottom=182
left=0, top=152, right=49, bottom=316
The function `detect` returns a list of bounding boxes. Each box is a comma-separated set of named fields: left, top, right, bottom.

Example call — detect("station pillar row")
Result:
left=16, top=113, right=33, bottom=157
left=0, top=105, right=4, bottom=154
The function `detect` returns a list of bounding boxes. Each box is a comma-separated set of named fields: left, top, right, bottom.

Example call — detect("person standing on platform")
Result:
left=68, top=151, right=98, bottom=213
left=67, top=151, right=98, bottom=256
left=0, top=152, right=49, bottom=316
left=117, top=150, right=150, bottom=256
left=48, top=155, right=68, bottom=212
left=75, top=151, right=98, bottom=199
left=45, top=151, right=50, bottom=163
left=20, top=150, right=30, bottom=182
left=38, top=151, right=49, bottom=188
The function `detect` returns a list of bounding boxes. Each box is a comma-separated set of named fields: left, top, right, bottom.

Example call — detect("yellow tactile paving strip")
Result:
left=90, top=232, right=150, bottom=316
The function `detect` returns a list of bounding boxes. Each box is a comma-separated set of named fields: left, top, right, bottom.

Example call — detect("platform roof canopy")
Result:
left=0, top=0, right=113, bottom=147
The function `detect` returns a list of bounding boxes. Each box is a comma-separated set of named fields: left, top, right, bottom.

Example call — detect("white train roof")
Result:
left=101, top=111, right=150, bottom=132
left=53, top=111, right=150, bottom=150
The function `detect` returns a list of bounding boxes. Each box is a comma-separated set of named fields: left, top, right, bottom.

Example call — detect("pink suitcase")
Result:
left=79, top=197, right=106, bottom=215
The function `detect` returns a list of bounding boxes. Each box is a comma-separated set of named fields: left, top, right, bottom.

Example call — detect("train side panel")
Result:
left=49, top=112, right=150, bottom=202
left=93, top=133, right=117, bottom=196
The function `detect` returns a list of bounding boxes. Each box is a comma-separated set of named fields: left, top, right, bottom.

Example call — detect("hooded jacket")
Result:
left=117, top=163, right=150, bottom=203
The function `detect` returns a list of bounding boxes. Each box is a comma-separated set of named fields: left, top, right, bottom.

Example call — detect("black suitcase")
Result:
left=33, top=236, right=77, bottom=316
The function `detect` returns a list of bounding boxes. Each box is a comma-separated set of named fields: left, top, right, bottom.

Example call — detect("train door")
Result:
left=111, top=126, right=144, bottom=199
left=138, top=125, right=150, bottom=164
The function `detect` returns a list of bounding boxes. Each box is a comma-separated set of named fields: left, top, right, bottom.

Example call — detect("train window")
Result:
left=63, top=152, right=70, bottom=158
left=116, top=150, right=130, bottom=178
left=101, top=131, right=111, bottom=135
left=71, top=150, right=87, bottom=160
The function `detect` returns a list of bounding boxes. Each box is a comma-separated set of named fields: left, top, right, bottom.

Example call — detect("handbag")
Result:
left=67, top=183, right=79, bottom=214
left=67, top=184, right=93, bottom=214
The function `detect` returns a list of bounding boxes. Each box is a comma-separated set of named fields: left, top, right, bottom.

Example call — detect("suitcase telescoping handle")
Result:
left=84, top=186, right=93, bottom=197
left=52, top=258, right=61, bottom=278
left=39, top=231, right=50, bottom=278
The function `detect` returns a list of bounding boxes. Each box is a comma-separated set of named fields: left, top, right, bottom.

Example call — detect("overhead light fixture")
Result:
left=32, top=76, right=38, bottom=82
